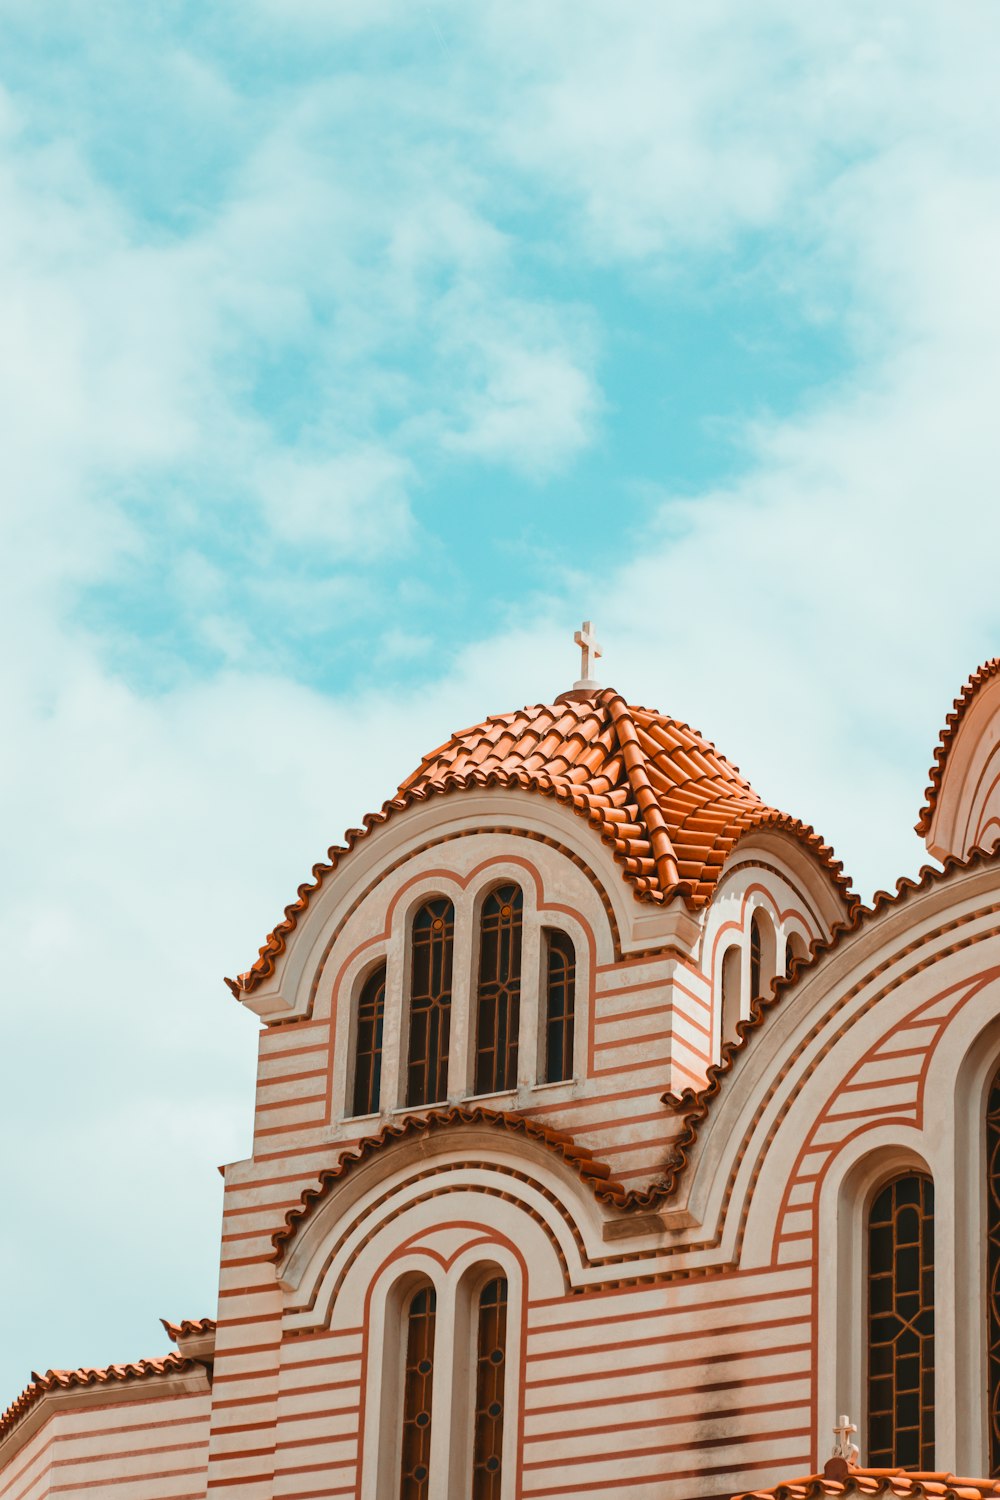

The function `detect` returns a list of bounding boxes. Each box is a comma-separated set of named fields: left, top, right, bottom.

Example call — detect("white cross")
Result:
left=573, top=620, right=603, bottom=690
left=832, top=1414, right=858, bottom=1464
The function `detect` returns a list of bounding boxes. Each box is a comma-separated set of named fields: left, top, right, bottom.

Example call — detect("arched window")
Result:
left=867, top=1172, right=935, bottom=1469
left=351, top=963, right=386, bottom=1117
left=543, top=929, right=575, bottom=1083
left=749, top=909, right=776, bottom=1002
left=987, top=1064, right=1000, bottom=1476
left=784, top=930, right=807, bottom=977
left=406, top=898, right=455, bottom=1107
left=472, top=1277, right=508, bottom=1497
left=400, top=1284, right=436, bottom=1500
left=720, top=944, right=742, bottom=1050
left=474, top=885, right=522, bottom=1096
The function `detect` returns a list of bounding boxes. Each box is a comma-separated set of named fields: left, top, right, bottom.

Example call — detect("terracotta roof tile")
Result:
left=657, top=844, right=1000, bottom=1202
left=736, top=1465, right=1000, bottom=1498
left=916, top=657, right=1000, bottom=836
left=230, top=689, right=854, bottom=997
left=0, top=1355, right=196, bottom=1444
left=269, top=1104, right=674, bottom=1260
left=160, top=1317, right=216, bottom=1344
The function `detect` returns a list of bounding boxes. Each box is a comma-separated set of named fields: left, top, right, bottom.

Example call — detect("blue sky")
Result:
left=3, top=0, right=1000, bottom=1402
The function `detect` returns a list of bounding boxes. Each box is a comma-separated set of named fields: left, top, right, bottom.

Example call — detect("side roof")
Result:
left=230, top=687, right=854, bottom=997
left=0, top=1355, right=199, bottom=1447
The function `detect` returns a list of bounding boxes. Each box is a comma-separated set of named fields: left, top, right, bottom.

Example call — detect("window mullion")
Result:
left=447, top=893, right=475, bottom=1102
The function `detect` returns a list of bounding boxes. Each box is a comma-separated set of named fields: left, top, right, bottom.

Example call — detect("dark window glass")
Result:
left=472, top=1278, right=508, bottom=1499
left=987, top=1064, right=1000, bottom=1476
left=749, top=912, right=763, bottom=1001
left=406, top=899, right=454, bottom=1107
left=351, top=964, right=386, bottom=1117
left=784, top=938, right=794, bottom=976
left=867, top=1173, right=935, bottom=1469
left=544, top=929, right=576, bottom=1083
left=400, top=1285, right=436, bottom=1500
left=474, top=885, right=522, bottom=1096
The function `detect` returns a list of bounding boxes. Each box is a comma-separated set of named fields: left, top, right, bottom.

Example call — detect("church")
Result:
left=5, top=627, right=1000, bottom=1500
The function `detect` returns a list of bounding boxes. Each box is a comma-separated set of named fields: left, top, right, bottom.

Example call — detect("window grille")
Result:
left=406, top=899, right=454, bottom=1107
left=543, top=929, right=575, bottom=1083
left=472, top=1278, right=508, bottom=1498
left=867, top=1172, right=935, bottom=1469
left=399, top=1285, right=436, bottom=1500
left=351, top=964, right=385, bottom=1117
left=474, top=885, right=522, bottom=1096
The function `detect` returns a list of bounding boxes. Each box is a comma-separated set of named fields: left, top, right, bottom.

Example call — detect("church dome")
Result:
left=398, top=687, right=850, bottom=907
left=231, top=686, right=852, bottom=996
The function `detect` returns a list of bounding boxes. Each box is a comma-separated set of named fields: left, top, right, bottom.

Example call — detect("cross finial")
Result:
left=832, top=1414, right=859, bottom=1465
left=573, top=620, right=603, bottom=691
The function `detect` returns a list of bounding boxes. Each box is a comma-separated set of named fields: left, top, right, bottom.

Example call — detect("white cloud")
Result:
left=255, top=447, right=415, bottom=553
left=5, top=0, right=1000, bottom=1407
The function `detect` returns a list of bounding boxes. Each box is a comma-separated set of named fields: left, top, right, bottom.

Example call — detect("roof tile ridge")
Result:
left=653, top=845, right=1000, bottom=1201
left=916, top=657, right=1000, bottom=836
left=601, top=689, right=688, bottom=898
left=270, top=1104, right=641, bottom=1258
left=0, top=1354, right=195, bottom=1444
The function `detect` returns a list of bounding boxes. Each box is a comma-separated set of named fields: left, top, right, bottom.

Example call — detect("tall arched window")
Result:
left=720, top=944, right=742, bottom=1051
left=543, top=929, right=575, bottom=1083
left=987, top=1064, right=1000, bottom=1476
left=749, top=910, right=776, bottom=1003
left=472, top=1277, right=508, bottom=1498
left=867, top=1172, right=935, bottom=1469
left=351, top=963, right=386, bottom=1117
left=407, top=899, right=455, bottom=1107
left=400, top=1284, right=436, bottom=1500
left=474, top=885, right=522, bottom=1096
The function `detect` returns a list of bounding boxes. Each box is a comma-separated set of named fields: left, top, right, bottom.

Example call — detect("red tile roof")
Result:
left=657, top=844, right=1000, bottom=1200
left=0, top=1355, right=196, bottom=1444
left=230, top=689, right=854, bottom=996
left=270, top=1103, right=665, bottom=1259
left=737, top=1465, right=1000, bottom=1498
left=160, top=1318, right=216, bottom=1344
left=916, top=658, right=1000, bottom=836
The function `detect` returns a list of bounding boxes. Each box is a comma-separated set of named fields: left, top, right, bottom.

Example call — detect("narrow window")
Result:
left=987, top=1064, right=1000, bottom=1476
left=474, top=885, right=522, bottom=1096
left=867, top=1173, right=935, bottom=1469
left=784, top=930, right=807, bottom=976
left=407, top=899, right=454, bottom=1107
left=720, top=944, right=742, bottom=1050
left=543, top=929, right=576, bottom=1083
left=351, top=964, right=386, bottom=1117
left=749, top=916, right=762, bottom=1001
left=472, top=1278, right=508, bottom=1498
left=400, top=1285, right=436, bottom=1500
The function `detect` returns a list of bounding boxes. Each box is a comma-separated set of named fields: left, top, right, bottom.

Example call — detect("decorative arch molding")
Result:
left=816, top=1130, right=937, bottom=1469
left=277, top=1128, right=595, bottom=1333
left=919, top=658, right=1000, bottom=860
left=650, top=858, right=1000, bottom=1270
left=234, top=791, right=680, bottom=1023
left=353, top=1224, right=531, bottom=1500
left=711, top=828, right=851, bottom=944
left=700, top=848, right=827, bottom=1067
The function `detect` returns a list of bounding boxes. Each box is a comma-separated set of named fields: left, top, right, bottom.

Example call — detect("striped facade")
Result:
left=5, top=669, right=1000, bottom=1499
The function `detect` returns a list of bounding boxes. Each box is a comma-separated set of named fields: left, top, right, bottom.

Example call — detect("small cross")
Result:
left=573, top=620, right=603, bottom=690
left=832, top=1414, right=858, bottom=1464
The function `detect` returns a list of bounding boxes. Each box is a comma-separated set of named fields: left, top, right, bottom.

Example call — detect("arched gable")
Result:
left=273, top=1110, right=647, bottom=1332
left=651, top=851, right=1000, bottom=1269
left=919, top=657, right=1000, bottom=861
